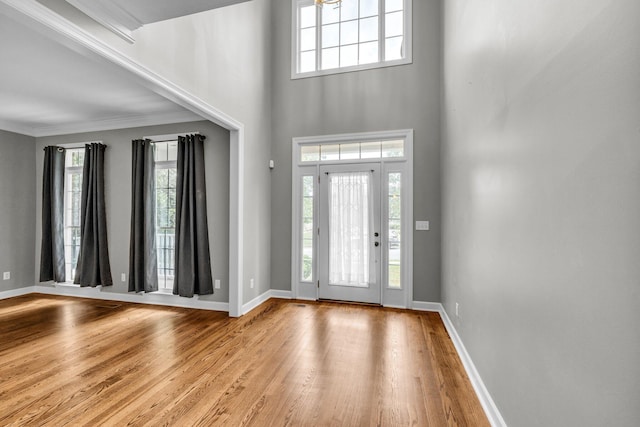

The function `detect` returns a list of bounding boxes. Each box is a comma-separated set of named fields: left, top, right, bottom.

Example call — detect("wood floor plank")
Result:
left=0, top=294, right=489, bottom=426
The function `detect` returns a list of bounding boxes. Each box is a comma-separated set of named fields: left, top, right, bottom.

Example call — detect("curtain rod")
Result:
left=43, top=141, right=103, bottom=151
left=143, top=132, right=201, bottom=142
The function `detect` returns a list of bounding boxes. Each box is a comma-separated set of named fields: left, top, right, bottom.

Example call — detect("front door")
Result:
left=318, top=163, right=381, bottom=304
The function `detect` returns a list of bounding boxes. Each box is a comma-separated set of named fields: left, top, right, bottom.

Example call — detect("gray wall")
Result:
left=35, top=121, right=230, bottom=302
left=442, top=0, right=640, bottom=425
left=270, top=0, right=442, bottom=302
left=0, top=130, right=35, bottom=292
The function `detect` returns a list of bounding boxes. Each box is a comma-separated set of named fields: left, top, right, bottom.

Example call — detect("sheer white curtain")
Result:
left=328, top=172, right=373, bottom=287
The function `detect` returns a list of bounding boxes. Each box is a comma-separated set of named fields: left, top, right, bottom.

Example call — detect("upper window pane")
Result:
left=322, top=23, right=340, bottom=48
left=321, top=144, right=340, bottom=161
left=340, top=143, right=360, bottom=160
left=300, top=5, right=316, bottom=27
left=301, top=145, right=320, bottom=162
left=340, top=20, right=358, bottom=45
left=294, top=0, right=411, bottom=77
left=360, top=0, right=378, bottom=17
left=322, top=3, right=340, bottom=24
left=385, top=11, right=404, bottom=38
left=360, top=141, right=381, bottom=158
left=300, top=140, right=404, bottom=163
left=385, top=0, right=403, bottom=13
left=385, top=36, right=403, bottom=61
left=341, top=0, right=359, bottom=21
left=300, top=50, right=316, bottom=73
left=382, top=140, right=404, bottom=157
left=359, top=17, right=378, bottom=42
left=301, top=27, right=316, bottom=51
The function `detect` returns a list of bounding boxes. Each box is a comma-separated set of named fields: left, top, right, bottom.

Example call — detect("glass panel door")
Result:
left=319, top=163, right=381, bottom=304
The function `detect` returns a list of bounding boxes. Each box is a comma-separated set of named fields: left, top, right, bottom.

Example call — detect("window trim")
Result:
left=291, top=0, right=413, bottom=79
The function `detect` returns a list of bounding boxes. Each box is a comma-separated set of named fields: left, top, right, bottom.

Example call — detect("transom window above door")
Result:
left=300, top=139, right=404, bottom=162
left=292, top=0, right=413, bottom=78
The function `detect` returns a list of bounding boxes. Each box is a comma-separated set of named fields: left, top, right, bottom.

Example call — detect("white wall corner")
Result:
left=438, top=308, right=508, bottom=427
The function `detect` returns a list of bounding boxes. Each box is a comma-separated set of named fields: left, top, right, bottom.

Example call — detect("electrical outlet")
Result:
left=121, top=273, right=126, bottom=282
left=416, top=220, right=430, bottom=231
left=215, top=279, right=221, bottom=289
left=2, top=272, right=9, bottom=281
left=250, top=278, right=254, bottom=289
left=455, top=303, right=459, bottom=318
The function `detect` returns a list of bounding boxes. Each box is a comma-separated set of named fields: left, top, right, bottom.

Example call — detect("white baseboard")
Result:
left=242, top=290, right=272, bottom=315
left=270, top=289, right=293, bottom=299
left=411, top=300, right=443, bottom=312
left=438, top=307, right=507, bottom=427
left=0, top=286, right=34, bottom=300
left=241, top=289, right=293, bottom=315
left=33, top=285, right=229, bottom=312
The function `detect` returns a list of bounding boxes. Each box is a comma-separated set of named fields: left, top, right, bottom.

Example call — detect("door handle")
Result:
left=374, top=232, right=379, bottom=237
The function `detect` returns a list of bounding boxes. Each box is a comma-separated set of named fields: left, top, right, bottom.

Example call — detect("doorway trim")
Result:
left=291, top=129, right=414, bottom=308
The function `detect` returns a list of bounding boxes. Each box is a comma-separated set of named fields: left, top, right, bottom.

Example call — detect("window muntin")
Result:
left=64, top=149, right=84, bottom=281
left=154, top=141, right=178, bottom=292
left=294, top=0, right=411, bottom=78
left=300, top=139, right=404, bottom=163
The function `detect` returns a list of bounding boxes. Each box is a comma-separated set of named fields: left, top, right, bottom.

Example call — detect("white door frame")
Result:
left=291, top=129, right=414, bottom=308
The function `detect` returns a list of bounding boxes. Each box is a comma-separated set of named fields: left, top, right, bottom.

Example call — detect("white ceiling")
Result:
left=89, top=0, right=251, bottom=26
left=0, top=9, right=203, bottom=137
left=64, top=0, right=251, bottom=42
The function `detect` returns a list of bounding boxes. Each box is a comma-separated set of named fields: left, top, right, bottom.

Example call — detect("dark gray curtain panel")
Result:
left=128, top=139, right=158, bottom=293
left=174, top=134, right=213, bottom=297
left=39, top=146, right=66, bottom=282
left=74, top=143, right=113, bottom=287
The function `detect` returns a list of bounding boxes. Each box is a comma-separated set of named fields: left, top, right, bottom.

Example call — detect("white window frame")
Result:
left=63, top=146, right=85, bottom=284
left=153, top=140, right=178, bottom=293
left=291, top=129, right=413, bottom=308
left=145, top=132, right=196, bottom=295
left=291, top=0, right=413, bottom=79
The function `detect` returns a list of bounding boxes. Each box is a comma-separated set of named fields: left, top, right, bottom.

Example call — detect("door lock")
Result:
left=374, top=242, right=379, bottom=247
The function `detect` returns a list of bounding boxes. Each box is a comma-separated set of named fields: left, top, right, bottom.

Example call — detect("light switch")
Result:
left=415, top=221, right=430, bottom=231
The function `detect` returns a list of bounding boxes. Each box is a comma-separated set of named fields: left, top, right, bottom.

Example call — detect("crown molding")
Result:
left=65, top=0, right=140, bottom=43
left=31, top=110, right=202, bottom=137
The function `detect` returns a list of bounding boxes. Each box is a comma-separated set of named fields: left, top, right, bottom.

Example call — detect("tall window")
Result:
left=154, top=141, right=178, bottom=291
left=293, top=0, right=412, bottom=77
left=301, top=175, right=315, bottom=282
left=387, top=172, right=401, bottom=288
left=64, top=149, right=84, bottom=281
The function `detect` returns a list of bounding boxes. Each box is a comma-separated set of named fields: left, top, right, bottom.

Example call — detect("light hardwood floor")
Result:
left=0, top=294, right=489, bottom=426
